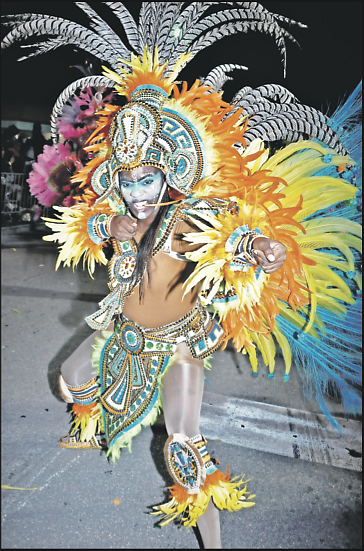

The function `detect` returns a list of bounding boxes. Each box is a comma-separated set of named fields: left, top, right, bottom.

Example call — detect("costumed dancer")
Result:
left=2, top=3, right=361, bottom=549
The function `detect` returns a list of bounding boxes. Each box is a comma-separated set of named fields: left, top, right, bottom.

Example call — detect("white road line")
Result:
left=1, top=450, right=82, bottom=526
left=200, top=391, right=362, bottom=472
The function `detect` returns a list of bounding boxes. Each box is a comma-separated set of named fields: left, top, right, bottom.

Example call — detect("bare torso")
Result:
left=122, top=219, right=200, bottom=328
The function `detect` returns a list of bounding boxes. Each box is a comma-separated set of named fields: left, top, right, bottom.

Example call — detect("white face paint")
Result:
left=118, top=166, right=165, bottom=220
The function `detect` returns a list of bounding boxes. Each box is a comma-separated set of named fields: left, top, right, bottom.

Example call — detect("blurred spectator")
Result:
left=22, top=144, right=35, bottom=180
left=1, top=122, right=49, bottom=174
left=1, top=142, right=12, bottom=172
left=31, top=122, right=47, bottom=159
left=2, top=124, right=20, bottom=172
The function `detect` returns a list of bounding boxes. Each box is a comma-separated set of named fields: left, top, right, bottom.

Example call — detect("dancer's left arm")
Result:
left=250, top=237, right=287, bottom=274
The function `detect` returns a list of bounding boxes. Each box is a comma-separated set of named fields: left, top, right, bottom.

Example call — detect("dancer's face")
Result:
left=118, top=166, right=165, bottom=220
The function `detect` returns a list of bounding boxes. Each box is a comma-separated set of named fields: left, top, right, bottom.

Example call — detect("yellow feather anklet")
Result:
left=151, top=468, right=255, bottom=528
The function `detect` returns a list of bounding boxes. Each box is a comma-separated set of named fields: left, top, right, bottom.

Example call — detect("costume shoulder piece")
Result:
left=2, top=2, right=361, bottom=426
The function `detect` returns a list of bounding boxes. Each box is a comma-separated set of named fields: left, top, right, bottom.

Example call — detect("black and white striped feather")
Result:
left=243, top=103, right=328, bottom=126
left=75, top=2, right=130, bottom=60
left=17, top=37, right=131, bottom=73
left=242, top=112, right=347, bottom=155
left=232, top=84, right=298, bottom=106
left=1, top=15, right=127, bottom=70
left=203, top=64, right=248, bottom=92
left=153, top=2, right=184, bottom=56
left=159, top=2, right=215, bottom=63
left=147, top=3, right=165, bottom=53
left=15, top=38, right=72, bottom=61
left=138, top=2, right=155, bottom=53
left=227, top=83, right=346, bottom=153
left=220, top=2, right=307, bottom=30
left=165, top=6, right=305, bottom=77
left=102, top=2, right=141, bottom=54
left=1, top=3, right=305, bottom=78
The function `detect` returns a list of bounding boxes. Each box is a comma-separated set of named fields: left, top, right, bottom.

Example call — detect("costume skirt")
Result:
left=96, top=301, right=224, bottom=461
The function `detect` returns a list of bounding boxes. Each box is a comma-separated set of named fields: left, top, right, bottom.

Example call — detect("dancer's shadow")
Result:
left=46, top=254, right=110, bottom=401
left=47, top=324, right=95, bottom=402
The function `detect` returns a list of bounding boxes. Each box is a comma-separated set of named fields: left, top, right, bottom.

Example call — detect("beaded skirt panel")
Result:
left=99, top=302, right=224, bottom=448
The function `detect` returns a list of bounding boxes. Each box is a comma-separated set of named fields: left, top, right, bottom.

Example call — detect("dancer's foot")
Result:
left=58, top=430, right=107, bottom=450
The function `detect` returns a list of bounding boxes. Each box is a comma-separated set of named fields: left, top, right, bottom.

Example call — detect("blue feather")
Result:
left=306, top=81, right=362, bottom=223
left=275, top=296, right=362, bottom=431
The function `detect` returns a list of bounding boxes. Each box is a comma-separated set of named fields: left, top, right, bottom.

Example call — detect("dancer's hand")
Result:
left=110, top=215, right=137, bottom=241
left=252, top=237, right=287, bottom=273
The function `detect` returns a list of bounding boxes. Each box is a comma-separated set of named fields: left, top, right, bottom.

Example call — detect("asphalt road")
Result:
left=1, top=223, right=362, bottom=549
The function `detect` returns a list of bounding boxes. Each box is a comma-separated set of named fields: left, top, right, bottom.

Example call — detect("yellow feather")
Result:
left=303, top=250, right=354, bottom=273
left=263, top=140, right=352, bottom=173
left=275, top=177, right=357, bottom=219
left=272, top=325, right=292, bottom=374
left=183, top=260, right=226, bottom=297
left=310, top=294, right=348, bottom=317
left=277, top=304, right=321, bottom=339
left=302, top=265, right=317, bottom=334
left=248, top=332, right=275, bottom=372
left=300, top=217, right=362, bottom=238
left=239, top=138, right=269, bottom=172
left=165, top=52, right=193, bottom=85
left=296, top=233, right=361, bottom=260
left=42, top=204, right=113, bottom=277
left=268, top=151, right=331, bottom=190
left=280, top=154, right=352, bottom=189
left=244, top=340, right=258, bottom=373
left=256, top=333, right=276, bottom=373
left=311, top=278, right=355, bottom=305
left=304, top=252, right=362, bottom=289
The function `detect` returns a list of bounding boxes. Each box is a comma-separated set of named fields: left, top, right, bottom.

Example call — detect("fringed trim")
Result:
left=106, top=395, right=162, bottom=464
left=203, top=354, right=213, bottom=371
left=71, top=400, right=104, bottom=442
left=151, top=468, right=255, bottom=528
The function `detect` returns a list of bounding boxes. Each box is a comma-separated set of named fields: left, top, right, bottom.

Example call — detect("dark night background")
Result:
left=1, top=2, right=362, bottom=122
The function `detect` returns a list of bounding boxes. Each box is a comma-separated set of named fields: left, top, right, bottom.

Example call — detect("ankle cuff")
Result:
left=64, top=377, right=99, bottom=405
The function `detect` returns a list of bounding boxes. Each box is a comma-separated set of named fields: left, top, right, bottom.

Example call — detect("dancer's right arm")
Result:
left=110, top=215, right=137, bottom=241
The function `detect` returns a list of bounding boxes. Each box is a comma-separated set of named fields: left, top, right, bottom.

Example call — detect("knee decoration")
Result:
left=164, top=434, right=211, bottom=493
left=152, top=433, right=255, bottom=528
left=58, top=377, right=105, bottom=450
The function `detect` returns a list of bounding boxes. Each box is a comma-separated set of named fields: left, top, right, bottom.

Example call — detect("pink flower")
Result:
left=27, top=143, right=82, bottom=207
left=57, top=87, right=113, bottom=143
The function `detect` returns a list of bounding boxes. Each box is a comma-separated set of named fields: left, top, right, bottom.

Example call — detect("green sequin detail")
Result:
left=126, top=332, right=137, bottom=345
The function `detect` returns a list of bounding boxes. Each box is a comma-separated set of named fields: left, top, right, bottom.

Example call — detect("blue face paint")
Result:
left=118, top=167, right=165, bottom=220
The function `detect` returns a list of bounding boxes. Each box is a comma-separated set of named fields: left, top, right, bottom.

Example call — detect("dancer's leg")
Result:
left=61, top=331, right=101, bottom=387
left=161, top=343, right=222, bottom=549
left=59, top=328, right=113, bottom=448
